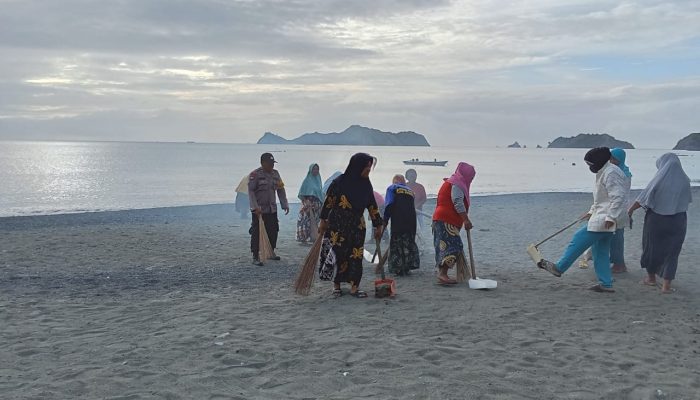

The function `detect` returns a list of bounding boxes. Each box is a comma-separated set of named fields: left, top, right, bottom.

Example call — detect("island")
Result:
left=548, top=134, right=634, bottom=149
left=507, top=141, right=522, bottom=148
left=256, top=125, right=430, bottom=146
left=673, top=133, right=700, bottom=151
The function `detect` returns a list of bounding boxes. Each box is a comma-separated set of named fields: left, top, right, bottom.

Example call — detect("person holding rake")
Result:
left=537, top=147, right=627, bottom=292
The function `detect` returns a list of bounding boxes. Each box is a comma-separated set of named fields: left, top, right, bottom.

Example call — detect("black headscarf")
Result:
left=584, top=147, right=611, bottom=173
left=335, top=153, right=376, bottom=209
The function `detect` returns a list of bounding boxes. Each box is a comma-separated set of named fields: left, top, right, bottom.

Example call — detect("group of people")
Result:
left=242, top=148, right=692, bottom=297
left=242, top=152, right=430, bottom=296
left=537, top=148, right=692, bottom=294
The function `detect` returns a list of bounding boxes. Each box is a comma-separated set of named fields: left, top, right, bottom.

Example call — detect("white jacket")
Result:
left=587, top=162, right=627, bottom=232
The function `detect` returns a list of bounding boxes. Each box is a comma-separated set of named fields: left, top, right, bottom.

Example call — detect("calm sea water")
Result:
left=0, top=141, right=697, bottom=217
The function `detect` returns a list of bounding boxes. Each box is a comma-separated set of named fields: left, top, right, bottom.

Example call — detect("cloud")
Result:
left=0, top=0, right=699, bottom=147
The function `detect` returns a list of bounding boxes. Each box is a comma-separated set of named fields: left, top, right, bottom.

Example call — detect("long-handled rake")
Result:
left=526, top=217, right=585, bottom=264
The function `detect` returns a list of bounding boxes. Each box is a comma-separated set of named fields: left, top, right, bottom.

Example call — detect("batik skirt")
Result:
left=432, top=220, right=463, bottom=268
left=296, top=196, right=322, bottom=242
left=388, top=232, right=420, bottom=275
left=319, top=208, right=367, bottom=285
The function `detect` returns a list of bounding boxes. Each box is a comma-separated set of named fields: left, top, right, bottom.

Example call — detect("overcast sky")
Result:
left=0, top=0, right=698, bottom=148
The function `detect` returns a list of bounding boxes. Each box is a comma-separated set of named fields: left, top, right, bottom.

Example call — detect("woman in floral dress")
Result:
left=318, top=153, right=383, bottom=298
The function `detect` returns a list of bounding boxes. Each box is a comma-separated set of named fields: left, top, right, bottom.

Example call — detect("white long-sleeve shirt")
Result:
left=587, top=162, right=627, bottom=232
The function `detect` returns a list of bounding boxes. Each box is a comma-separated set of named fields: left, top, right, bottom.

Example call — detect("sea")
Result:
left=0, top=140, right=698, bottom=217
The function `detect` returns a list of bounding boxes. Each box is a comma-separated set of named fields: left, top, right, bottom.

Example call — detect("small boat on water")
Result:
left=403, top=159, right=448, bottom=166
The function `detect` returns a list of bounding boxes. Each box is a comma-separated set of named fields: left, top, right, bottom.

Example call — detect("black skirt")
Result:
left=641, top=210, right=687, bottom=280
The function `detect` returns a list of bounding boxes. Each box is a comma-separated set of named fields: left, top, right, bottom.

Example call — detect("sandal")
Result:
left=537, top=259, right=561, bottom=277
left=332, top=289, right=343, bottom=298
left=350, top=290, right=368, bottom=298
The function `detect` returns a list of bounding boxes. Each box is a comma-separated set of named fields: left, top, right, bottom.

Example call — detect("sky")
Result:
left=0, top=0, right=699, bottom=148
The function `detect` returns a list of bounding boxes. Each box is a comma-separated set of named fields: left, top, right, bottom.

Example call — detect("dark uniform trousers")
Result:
left=250, top=212, right=280, bottom=257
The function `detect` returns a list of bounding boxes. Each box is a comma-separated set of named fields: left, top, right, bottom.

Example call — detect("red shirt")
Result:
left=432, top=181, right=468, bottom=227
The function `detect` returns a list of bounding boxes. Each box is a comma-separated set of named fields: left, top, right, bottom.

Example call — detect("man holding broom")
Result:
left=248, top=152, right=289, bottom=266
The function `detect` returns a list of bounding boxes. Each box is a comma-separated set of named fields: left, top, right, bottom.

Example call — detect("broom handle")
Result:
left=466, top=229, right=477, bottom=279
left=534, top=217, right=585, bottom=248
left=375, top=239, right=385, bottom=280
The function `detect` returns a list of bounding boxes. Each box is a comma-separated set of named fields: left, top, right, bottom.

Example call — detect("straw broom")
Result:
left=294, top=233, right=324, bottom=295
left=258, top=214, right=275, bottom=262
left=456, top=251, right=470, bottom=282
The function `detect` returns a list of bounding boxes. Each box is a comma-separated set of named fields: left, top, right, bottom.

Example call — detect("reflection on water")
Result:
left=0, top=141, right=697, bottom=217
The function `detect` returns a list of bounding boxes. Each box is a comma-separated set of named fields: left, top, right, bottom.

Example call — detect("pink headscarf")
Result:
left=445, top=162, right=476, bottom=204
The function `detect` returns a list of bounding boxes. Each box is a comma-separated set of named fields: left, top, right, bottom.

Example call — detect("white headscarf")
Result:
left=636, top=153, right=692, bottom=215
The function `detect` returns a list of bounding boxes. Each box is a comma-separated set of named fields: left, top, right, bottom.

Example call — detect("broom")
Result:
left=294, top=233, right=324, bottom=295
left=456, top=251, right=470, bottom=282
left=258, top=214, right=275, bottom=262
left=373, top=239, right=395, bottom=298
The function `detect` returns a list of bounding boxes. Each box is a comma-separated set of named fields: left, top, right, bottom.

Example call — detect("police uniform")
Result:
left=248, top=154, right=288, bottom=260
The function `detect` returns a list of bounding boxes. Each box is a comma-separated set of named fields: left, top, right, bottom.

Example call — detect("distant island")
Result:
left=673, top=133, right=700, bottom=151
left=507, top=141, right=522, bottom=148
left=548, top=134, right=634, bottom=149
left=257, top=125, right=430, bottom=146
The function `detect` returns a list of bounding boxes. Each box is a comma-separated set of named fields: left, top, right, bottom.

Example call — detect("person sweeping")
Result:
left=432, top=162, right=475, bottom=285
left=318, top=153, right=383, bottom=298
left=537, top=147, right=627, bottom=292
left=383, top=174, right=420, bottom=276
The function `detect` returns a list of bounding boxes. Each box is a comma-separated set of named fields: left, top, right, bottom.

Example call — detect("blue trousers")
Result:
left=610, top=228, right=625, bottom=265
left=557, top=226, right=614, bottom=288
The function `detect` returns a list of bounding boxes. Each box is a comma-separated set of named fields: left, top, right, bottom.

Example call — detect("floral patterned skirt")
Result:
left=319, top=209, right=366, bottom=285
left=296, top=197, right=322, bottom=242
left=432, top=221, right=463, bottom=268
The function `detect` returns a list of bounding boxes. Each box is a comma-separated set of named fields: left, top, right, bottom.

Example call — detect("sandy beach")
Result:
left=1, top=190, right=699, bottom=399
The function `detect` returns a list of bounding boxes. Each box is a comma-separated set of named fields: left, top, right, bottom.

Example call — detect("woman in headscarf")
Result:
left=318, top=153, right=383, bottom=298
left=578, top=148, right=634, bottom=271
left=609, top=148, right=633, bottom=273
left=296, top=163, right=324, bottom=243
left=538, top=147, right=627, bottom=292
left=383, top=174, right=420, bottom=276
left=432, top=162, right=475, bottom=285
left=628, top=153, right=692, bottom=294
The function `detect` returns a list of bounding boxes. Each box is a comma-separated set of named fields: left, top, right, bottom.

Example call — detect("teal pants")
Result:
left=557, top=225, right=614, bottom=288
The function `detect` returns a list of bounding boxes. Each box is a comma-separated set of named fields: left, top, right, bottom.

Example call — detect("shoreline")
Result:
left=1, top=187, right=683, bottom=220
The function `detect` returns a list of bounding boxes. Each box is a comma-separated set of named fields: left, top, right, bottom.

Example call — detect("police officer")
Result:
left=248, top=153, right=289, bottom=266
